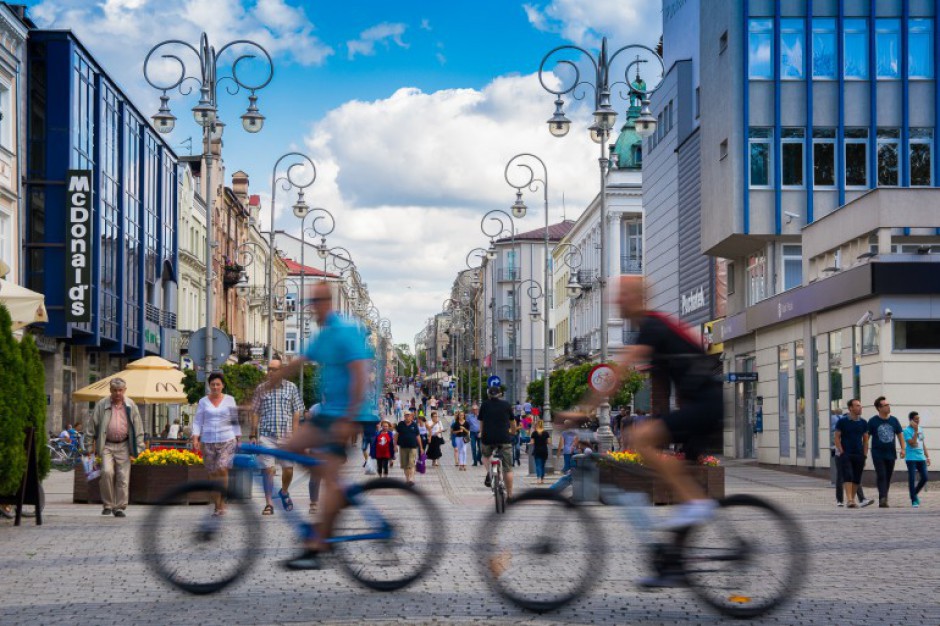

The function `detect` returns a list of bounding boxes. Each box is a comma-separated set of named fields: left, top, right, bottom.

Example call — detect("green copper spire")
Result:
left=612, top=76, right=647, bottom=170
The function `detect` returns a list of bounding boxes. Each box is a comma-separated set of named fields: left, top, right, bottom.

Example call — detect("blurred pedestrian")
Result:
left=557, top=421, right=579, bottom=474
left=466, top=404, right=482, bottom=466
left=427, top=412, right=444, bottom=466
left=395, top=411, right=423, bottom=486
left=531, top=419, right=550, bottom=484
left=833, top=400, right=872, bottom=507
left=370, top=420, right=395, bottom=477
left=834, top=399, right=869, bottom=509
left=869, top=396, right=905, bottom=507
left=452, top=411, right=470, bottom=470
left=904, top=411, right=930, bottom=508
left=417, top=415, right=430, bottom=451
left=193, top=372, right=241, bottom=517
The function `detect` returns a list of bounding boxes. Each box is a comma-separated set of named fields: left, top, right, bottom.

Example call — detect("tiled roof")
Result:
left=497, top=220, right=575, bottom=243
left=283, top=258, right=338, bottom=278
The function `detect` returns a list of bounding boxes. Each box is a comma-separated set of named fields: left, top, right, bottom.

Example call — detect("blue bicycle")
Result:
left=141, top=443, right=443, bottom=595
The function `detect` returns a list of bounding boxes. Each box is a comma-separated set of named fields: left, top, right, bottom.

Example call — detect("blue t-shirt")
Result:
left=465, top=412, right=480, bottom=434
left=903, top=426, right=927, bottom=462
left=303, top=313, right=373, bottom=421
left=835, top=416, right=868, bottom=455
left=561, top=430, right=578, bottom=454
left=868, top=415, right=903, bottom=459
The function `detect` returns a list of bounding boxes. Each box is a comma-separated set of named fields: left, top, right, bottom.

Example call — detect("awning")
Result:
left=0, top=279, right=48, bottom=330
left=424, top=371, right=449, bottom=381
left=72, top=356, right=187, bottom=404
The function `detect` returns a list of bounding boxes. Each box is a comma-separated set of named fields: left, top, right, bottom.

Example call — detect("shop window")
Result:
left=780, top=19, right=805, bottom=79
left=795, top=340, right=805, bottom=456
left=876, top=19, right=901, bottom=79
left=894, top=320, right=940, bottom=350
left=749, top=128, right=772, bottom=187
left=910, top=128, right=933, bottom=186
left=844, top=19, right=869, bottom=79
left=749, top=19, right=773, bottom=79
left=844, top=128, right=869, bottom=188
left=778, top=344, right=791, bottom=458
left=781, top=128, right=805, bottom=187
left=909, top=18, right=934, bottom=79
left=812, top=128, right=836, bottom=187
left=812, top=18, right=836, bottom=79
left=860, top=322, right=879, bottom=355
left=877, top=128, right=900, bottom=186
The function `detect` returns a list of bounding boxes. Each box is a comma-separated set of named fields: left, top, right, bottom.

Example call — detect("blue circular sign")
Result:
left=487, top=375, right=502, bottom=388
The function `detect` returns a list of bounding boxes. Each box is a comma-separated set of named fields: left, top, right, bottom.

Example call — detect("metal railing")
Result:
left=145, top=303, right=161, bottom=324
left=497, top=268, right=520, bottom=282
left=620, top=256, right=642, bottom=274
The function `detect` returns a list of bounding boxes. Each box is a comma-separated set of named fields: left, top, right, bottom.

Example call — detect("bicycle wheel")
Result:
left=478, top=488, right=602, bottom=613
left=681, top=494, right=807, bottom=619
left=333, top=478, right=443, bottom=592
left=140, top=480, right=260, bottom=595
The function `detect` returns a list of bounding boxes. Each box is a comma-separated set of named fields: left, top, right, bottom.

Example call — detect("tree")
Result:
left=526, top=364, right=645, bottom=413
left=181, top=363, right=266, bottom=406
left=0, top=305, right=27, bottom=494
left=20, top=335, right=50, bottom=480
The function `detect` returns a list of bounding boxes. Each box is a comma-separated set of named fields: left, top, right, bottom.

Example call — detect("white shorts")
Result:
left=258, top=435, right=293, bottom=469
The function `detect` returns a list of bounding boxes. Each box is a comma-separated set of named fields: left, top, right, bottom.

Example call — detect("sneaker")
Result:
left=915, top=497, right=921, bottom=506
left=836, top=502, right=845, bottom=507
left=101, top=508, right=112, bottom=515
left=282, top=549, right=324, bottom=571
left=913, top=501, right=920, bottom=508
left=484, top=475, right=492, bottom=488
left=636, top=574, right=687, bottom=589
left=859, top=499, right=875, bottom=508
left=113, top=509, right=126, bottom=518
left=658, top=499, right=718, bottom=531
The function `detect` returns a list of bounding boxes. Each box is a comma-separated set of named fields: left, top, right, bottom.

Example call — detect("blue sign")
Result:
left=449, top=381, right=456, bottom=388
left=727, top=372, right=758, bottom=383
left=487, top=375, right=502, bottom=388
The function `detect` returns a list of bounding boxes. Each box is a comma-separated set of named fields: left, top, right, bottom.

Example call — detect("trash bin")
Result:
left=570, top=454, right=599, bottom=503
left=228, top=460, right=254, bottom=499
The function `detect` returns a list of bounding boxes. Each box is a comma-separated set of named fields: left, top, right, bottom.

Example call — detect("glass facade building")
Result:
left=26, top=31, right=178, bottom=358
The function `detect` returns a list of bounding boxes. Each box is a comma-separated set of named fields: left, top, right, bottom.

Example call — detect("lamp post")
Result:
left=265, top=154, right=316, bottom=362
left=481, top=210, right=518, bottom=402
left=516, top=277, right=544, bottom=418
left=466, top=248, right=487, bottom=406
left=145, top=33, right=273, bottom=389
left=292, top=204, right=334, bottom=396
left=538, top=39, right=663, bottom=451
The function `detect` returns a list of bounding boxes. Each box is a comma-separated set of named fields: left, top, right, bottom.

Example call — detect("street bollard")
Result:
left=570, top=453, right=600, bottom=503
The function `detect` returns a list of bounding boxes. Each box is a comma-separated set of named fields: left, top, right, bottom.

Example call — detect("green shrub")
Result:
left=0, top=305, right=27, bottom=494
left=20, top=335, right=49, bottom=480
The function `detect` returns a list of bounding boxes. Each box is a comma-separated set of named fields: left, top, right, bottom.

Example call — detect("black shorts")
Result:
left=661, top=383, right=724, bottom=460
left=303, top=416, right=349, bottom=459
left=840, top=453, right=865, bottom=484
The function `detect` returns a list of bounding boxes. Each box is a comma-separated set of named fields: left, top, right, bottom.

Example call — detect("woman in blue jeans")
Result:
left=530, top=420, right=550, bottom=484
left=904, top=411, right=931, bottom=507
left=556, top=422, right=579, bottom=474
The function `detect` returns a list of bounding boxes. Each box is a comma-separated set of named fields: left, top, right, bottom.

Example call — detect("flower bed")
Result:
left=598, top=450, right=725, bottom=505
left=74, top=448, right=209, bottom=504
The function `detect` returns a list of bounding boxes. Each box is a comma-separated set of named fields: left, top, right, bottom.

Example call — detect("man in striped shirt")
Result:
left=252, top=359, right=304, bottom=515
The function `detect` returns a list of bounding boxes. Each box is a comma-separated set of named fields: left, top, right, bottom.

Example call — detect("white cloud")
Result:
left=420, top=18, right=432, bottom=31
left=523, top=0, right=660, bottom=48
left=347, top=22, right=409, bottom=60
left=269, top=73, right=601, bottom=343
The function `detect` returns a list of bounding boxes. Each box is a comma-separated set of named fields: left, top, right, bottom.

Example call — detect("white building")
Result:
left=177, top=163, right=207, bottom=340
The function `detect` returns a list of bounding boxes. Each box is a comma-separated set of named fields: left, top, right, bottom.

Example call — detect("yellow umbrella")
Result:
left=72, top=356, right=187, bottom=403
left=0, top=278, right=49, bottom=330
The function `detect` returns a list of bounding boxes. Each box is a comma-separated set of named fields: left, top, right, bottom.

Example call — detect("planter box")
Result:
left=130, top=465, right=210, bottom=504
left=74, top=464, right=209, bottom=504
left=599, top=462, right=725, bottom=505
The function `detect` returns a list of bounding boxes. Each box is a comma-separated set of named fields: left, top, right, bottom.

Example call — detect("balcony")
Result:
left=162, top=310, right=178, bottom=330
left=145, top=303, right=161, bottom=324
left=497, top=268, right=520, bottom=282
left=620, top=256, right=643, bottom=274
left=497, top=308, right=519, bottom=322
left=497, top=347, right=517, bottom=360
left=572, top=337, right=590, bottom=357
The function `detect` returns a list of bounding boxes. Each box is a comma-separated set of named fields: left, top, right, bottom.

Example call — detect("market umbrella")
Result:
left=0, top=278, right=48, bottom=330
left=72, top=356, right=187, bottom=403
left=425, top=371, right=449, bottom=381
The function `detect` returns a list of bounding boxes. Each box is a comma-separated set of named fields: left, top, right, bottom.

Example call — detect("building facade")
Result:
left=26, top=30, right=180, bottom=431
left=0, top=6, right=26, bottom=284
left=176, top=161, right=206, bottom=342
left=698, top=0, right=939, bottom=465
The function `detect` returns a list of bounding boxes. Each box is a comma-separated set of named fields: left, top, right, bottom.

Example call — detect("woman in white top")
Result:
left=427, top=412, right=445, bottom=466
left=167, top=419, right=181, bottom=439
left=193, top=372, right=241, bottom=515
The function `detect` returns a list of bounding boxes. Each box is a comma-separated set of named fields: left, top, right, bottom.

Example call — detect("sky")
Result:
left=24, top=0, right=662, bottom=349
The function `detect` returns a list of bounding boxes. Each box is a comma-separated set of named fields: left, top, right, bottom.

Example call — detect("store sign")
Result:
left=144, top=323, right=161, bottom=353
left=680, top=286, right=706, bottom=316
left=65, top=170, right=93, bottom=323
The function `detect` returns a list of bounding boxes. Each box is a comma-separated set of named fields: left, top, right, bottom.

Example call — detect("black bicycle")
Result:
left=479, top=459, right=807, bottom=618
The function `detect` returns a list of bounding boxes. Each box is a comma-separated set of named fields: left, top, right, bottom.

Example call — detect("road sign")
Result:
left=727, top=372, right=759, bottom=383
left=487, top=375, right=502, bottom=388
left=588, top=364, right=617, bottom=394
left=449, top=381, right=456, bottom=388
left=187, top=327, right=233, bottom=370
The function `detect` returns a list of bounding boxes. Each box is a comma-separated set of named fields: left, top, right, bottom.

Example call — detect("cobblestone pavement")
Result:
left=3, top=410, right=940, bottom=625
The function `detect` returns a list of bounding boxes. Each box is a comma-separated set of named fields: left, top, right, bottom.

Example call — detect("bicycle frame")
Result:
left=232, top=443, right=393, bottom=545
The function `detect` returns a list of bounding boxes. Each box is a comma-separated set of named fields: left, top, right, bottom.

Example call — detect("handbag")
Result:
left=462, top=433, right=470, bottom=444
left=416, top=453, right=427, bottom=475
left=364, top=457, right=377, bottom=475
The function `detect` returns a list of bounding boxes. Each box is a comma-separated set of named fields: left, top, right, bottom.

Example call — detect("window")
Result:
left=876, top=19, right=900, bottom=78
left=719, top=30, right=728, bottom=53
left=719, top=138, right=728, bottom=160
left=749, top=19, right=773, bottom=79
left=860, top=322, right=879, bottom=355
left=910, top=128, right=933, bottom=186
left=781, top=128, right=805, bottom=187
left=844, top=128, right=869, bottom=187
left=747, top=252, right=767, bottom=306
left=828, top=331, right=843, bottom=420
left=286, top=332, right=297, bottom=354
left=657, top=111, right=663, bottom=140
left=781, top=244, right=802, bottom=291
left=895, top=321, right=940, bottom=350
left=780, top=19, right=805, bottom=79
left=667, top=101, right=674, bottom=132
left=813, top=128, right=836, bottom=187
left=778, top=344, right=791, bottom=457
left=909, top=18, right=934, bottom=78
left=727, top=261, right=735, bottom=295
left=844, top=19, right=869, bottom=79
left=749, top=128, right=772, bottom=187
left=877, top=128, right=900, bottom=186
left=812, top=18, right=837, bottom=79
left=0, top=84, right=10, bottom=149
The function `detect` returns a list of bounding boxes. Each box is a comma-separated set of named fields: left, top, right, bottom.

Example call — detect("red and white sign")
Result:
left=588, top=364, right=617, bottom=394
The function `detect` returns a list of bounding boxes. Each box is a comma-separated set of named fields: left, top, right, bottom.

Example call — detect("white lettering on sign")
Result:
left=777, top=300, right=794, bottom=319
left=681, top=286, right=706, bottom=316
left=66, top=171, right=93, bottom=322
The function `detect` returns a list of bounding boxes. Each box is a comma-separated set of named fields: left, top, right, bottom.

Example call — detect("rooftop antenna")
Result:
left=561, top=192, right=567, bottom=221
left=176, top=137, right=193, bottom=155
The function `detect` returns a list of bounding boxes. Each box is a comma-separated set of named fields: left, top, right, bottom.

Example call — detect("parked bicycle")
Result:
left=478, top=456, right=807, bottom=618
left=47, top=437, right=84, bottom=472
left=140, top=442, right=443, bottom=595
left=487, top=444, right=509, bottom=513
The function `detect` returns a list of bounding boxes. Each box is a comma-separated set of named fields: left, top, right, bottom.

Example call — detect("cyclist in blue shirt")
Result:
left=261, top=281, right=373, bottom=570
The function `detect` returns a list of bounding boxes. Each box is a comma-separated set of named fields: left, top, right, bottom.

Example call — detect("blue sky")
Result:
left=23, top=0, right=662, bottom=345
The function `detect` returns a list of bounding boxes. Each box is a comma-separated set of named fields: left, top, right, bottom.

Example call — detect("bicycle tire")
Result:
left=495, top=484, right=506, bottom=514
left=334, top=478, right=444, bottom=592
left=140, top=480, right=259, bottom=595
left=681, top=494, right=807, bottom=619
left=478, top=488, right=603, bottom=613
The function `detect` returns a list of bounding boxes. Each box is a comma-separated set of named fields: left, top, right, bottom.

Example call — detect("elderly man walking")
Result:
left=252, top=359, right=305, bottom=516
left=84, top=378, right=145, bottom=517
